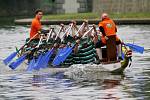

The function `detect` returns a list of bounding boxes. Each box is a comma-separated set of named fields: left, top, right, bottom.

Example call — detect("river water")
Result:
left=0, top=25, right=150, bottom=100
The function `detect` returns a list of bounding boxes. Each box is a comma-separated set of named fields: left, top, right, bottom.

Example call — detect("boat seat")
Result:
left=106, top=35, right=117, bottom=62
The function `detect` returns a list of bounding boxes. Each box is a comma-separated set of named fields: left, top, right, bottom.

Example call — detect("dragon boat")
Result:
left=4, top=22, right=142, bottom=75
left=23, top=35, right=132, bottom=74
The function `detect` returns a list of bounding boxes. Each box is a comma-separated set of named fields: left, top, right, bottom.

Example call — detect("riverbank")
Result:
left=14, top=18, right=150, bottom=25
left=14, top=12, right=150, bottom=25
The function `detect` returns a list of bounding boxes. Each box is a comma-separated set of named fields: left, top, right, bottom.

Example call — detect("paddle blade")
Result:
left=52, top=46, right=73, bottom=66
left=3, top=52, right=17, bottom=65
left=33, top=54, right=44, bottom=70
left=51, top=47, right=67, bottom=66
left=8, top=54, right=27, bottom=70
left=26, top=58, right=36, bottom=71
left=121, top=52, right=125, bottom=60
left=42, top=48, right=54, bottom=68
left=126, top=43, right=144, bottom=54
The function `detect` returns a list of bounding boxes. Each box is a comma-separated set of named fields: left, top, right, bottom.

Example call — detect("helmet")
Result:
left=101, top=13, right=109, bottom=20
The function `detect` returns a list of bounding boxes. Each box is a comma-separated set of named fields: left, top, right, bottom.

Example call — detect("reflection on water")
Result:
left=0, top=25, right=150, bottom=100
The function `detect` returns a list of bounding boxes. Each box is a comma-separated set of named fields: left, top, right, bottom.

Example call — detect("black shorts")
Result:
left=95, top=40, right=105, bottom=48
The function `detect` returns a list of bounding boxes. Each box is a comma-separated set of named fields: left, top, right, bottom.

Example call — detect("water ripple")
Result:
left=0, top=25, right=150, bottom=100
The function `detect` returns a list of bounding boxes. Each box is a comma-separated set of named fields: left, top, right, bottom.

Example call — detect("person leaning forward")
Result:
left=94, top=13, right=122, bottom=64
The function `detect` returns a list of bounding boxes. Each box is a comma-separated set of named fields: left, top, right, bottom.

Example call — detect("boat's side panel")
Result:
left=102, top=62, right=121, bottom=72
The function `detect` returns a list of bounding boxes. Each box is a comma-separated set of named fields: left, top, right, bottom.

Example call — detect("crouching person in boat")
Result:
left=93, top=13, right=122, bottom=64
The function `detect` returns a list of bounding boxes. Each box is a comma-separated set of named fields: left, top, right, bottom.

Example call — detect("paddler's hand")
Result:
left=71, top=20, right=76, bottom=25
left=76, top=39, right=80, bottom=44
left=60, top=23, right=64, bottom=27
left=104, top=36, right=109, bottom=40
left=83, top=19, right=88, bottom=23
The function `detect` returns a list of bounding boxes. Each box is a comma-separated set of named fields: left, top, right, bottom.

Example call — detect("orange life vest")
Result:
left=98, top=18, right=116, bottom=36
left=30, top=17, right=41, bottom=39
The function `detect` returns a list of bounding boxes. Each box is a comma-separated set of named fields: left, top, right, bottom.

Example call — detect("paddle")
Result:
left=52, top=23, right=94, bottom=66
left=3, top=33, right=38, bottom=65
left=38, top=26, right=65, bottom=66
left=50, top=23, right=76, bottom=67
left=8, top=33, right=45, bottom=70
left=27, top=50, right=48, bottom=71
left=8, top=54, right=27, bottom=70
left=124, top=43, right=144, bottom=54
left=32, top=53, right=44, bottom=70
left=26, top=38, right=53, bottom=71
left=60, top=22, right=76, bottom=43
left=26, top=58, right=36, bottom=71
left=27, top=25, right=65, bottom=71
left=52, top=46, right=74, bottom=66
left=41, top=48, right=54, bottom=68
left=30, top=48, right=54, bottom=71
left=46, top=27, right=54, bottom=43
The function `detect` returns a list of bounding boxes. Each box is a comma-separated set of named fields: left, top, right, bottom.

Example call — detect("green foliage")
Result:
left=110, top=13, right=150, bottom=19
left=43, top=12, right=150, bottom=20
left=43, top=13, right=99, bottom=20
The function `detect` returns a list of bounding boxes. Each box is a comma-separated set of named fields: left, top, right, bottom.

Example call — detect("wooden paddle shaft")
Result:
left=18, top=33, right=39, bottom=51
